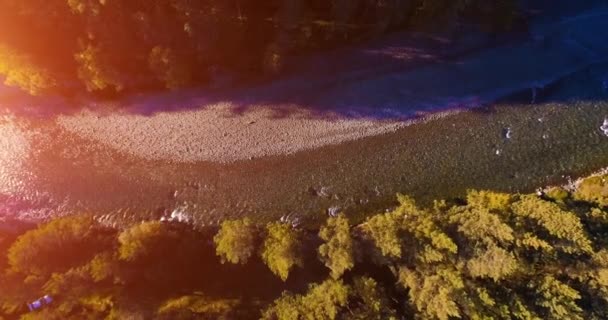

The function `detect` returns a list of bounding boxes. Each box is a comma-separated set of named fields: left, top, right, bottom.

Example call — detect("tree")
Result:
left=348, top=277, right=397, bottom=320
left=157, top=295, right=240, bottom=320
left=117, top=221, right=165, bottom=261
left=574, top=175, right=608, bottom=207
left=400, top=201, right=457, bottom=264
left=261, top=279, right=349, bottom=320
left=261, top=222, right=303, bottom=281
left=148, top=46, right=193, bottom=90
left=466, top=189, right=512, bottom=211
left=214, top=218, right=257, bottom=264
left=511, top=196, right=593, bottom=254
left=361, top=211, right=402, bottom=259
left=534, top=275, right=584, bottom=320
left=449, top=205, right=514, bottom=246
left=75, top=44, right=124, bottom=92
left=466, top=245, right=518, bottom=281
left=398, top=266, right=464, bottom=320
left=7, top=216, right=109, bottom=277
left=545, top=187, right=569, bottom=203
left=0, top=44, right=56, bottom=95
left=87, top=252, right=117, bottom=283
left=318, top=214, right=354, bottom=279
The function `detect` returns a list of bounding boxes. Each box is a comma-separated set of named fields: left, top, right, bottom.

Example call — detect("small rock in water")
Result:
left=495, top=149, right=501, bottom=156
left=327, top=206, right=341, bottom=217
left=374, top=186, right=381, bottom=196
left=600, top=118, right=608, bottom=137
left=318, top=186, right=331, bottom=198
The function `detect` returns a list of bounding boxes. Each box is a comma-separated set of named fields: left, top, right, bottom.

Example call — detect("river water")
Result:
left=2, top=64, right=608, bottom=229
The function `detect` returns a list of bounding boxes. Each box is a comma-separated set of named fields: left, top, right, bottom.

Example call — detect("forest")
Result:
left=1, top=174, right=607, bottom=319
left=0, top=0, right=519, bottom=96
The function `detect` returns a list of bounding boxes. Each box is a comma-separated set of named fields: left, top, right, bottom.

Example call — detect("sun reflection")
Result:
left=0, top=115, right=30, bottom=195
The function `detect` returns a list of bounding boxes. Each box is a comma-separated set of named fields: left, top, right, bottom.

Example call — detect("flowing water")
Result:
left=2, top=63, right=608, bottom=229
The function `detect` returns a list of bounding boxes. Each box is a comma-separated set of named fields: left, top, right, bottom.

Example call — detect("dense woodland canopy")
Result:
left=0, top=0, right=519, bottom=96
left=1, top=174, right=608, bottom=319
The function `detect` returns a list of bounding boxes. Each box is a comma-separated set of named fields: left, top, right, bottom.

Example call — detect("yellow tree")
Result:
left=0, top=44, right=56, bottom=95
left=214, top=218, right=257, bottom=264
left=261, top=279, right=349, bottom=320
left=261, top=222, right=303, bottom=281
left=318, top=214, right=354, bottom=279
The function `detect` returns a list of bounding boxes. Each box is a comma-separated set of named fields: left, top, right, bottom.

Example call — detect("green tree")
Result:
left=214, top=218, right=257, bottom=264
left=318, top=214, right=354, bottom=279
left=261, top=222, right=302, bottom=281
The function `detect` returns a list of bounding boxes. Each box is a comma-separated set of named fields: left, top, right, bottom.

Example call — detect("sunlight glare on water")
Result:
left=0, top=115, right=30, bottom=195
